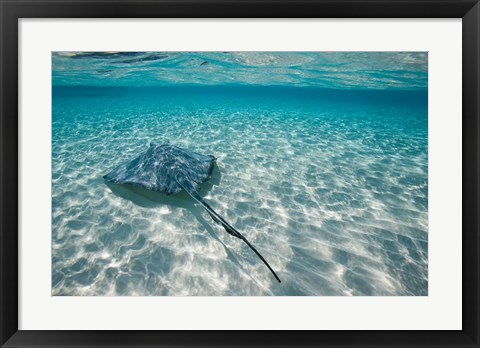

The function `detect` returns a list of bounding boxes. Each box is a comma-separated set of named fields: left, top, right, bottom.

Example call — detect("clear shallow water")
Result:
left=52, top=53, right=428, bottom=296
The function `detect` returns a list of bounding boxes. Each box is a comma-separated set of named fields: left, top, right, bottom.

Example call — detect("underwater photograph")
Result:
left=52, top=52, right=428, bottom=296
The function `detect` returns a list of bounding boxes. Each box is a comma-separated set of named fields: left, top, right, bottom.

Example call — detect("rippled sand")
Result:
left=52, top=87, right=428, bottom=296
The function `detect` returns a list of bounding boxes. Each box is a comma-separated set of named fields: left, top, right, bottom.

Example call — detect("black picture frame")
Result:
left=1, top=1, right=479, bottom=347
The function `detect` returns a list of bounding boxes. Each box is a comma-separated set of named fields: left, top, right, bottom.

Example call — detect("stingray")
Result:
left=103, top=142, right=281, bottom=283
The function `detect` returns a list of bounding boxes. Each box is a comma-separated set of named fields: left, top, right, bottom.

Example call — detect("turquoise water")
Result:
left=52, top=52, right=428, bottom=296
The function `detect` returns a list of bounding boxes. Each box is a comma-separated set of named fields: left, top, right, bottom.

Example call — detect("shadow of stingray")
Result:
left=105, top=162, right=221, bottom=206
left=104, top=164, right=265, bottom=288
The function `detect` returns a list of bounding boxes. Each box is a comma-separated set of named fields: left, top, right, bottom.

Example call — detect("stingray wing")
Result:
left=103, top=143, right=215, bottom=195
left=103, top=145, right=175, bottom=193
left=170, top=145, right=216, bottom=188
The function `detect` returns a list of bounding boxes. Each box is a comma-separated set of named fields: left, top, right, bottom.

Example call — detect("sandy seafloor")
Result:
left=52, top=85, right=428, bottom=296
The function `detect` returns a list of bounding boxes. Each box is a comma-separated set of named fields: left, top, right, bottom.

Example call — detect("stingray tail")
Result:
left=177, top=181, right=281, bottom=283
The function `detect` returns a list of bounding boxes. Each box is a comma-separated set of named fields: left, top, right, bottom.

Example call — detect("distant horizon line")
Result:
left=52, top=84, right=428, bottom=92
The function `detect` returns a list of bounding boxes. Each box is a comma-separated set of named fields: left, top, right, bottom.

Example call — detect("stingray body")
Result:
left=104, top=142, right=281, bottom=283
